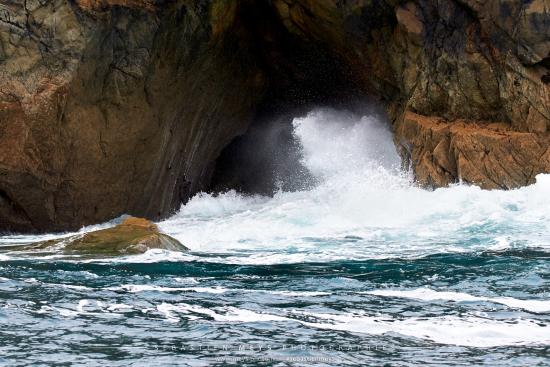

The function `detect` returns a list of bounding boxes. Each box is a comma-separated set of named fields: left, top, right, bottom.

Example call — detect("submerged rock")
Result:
left=33, top=217, right=187, bottom=256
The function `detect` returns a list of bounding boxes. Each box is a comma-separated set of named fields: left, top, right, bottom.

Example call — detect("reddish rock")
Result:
left=397, top=112, right=550, bottom=189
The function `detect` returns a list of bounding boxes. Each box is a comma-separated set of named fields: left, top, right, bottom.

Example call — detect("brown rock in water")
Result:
left=0, top=0, right=548, bottom=232
left=30, top=217, right=187, bottom=256
left=397, top=112, right=550, bottom=189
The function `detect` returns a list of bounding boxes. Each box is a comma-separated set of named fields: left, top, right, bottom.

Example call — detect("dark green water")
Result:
left=0, top=250, right=549, bottom=366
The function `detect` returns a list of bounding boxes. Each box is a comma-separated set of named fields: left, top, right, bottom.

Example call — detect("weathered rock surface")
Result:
left=398, top=112, right=550, bottom=189
left=272, top=0, right=550, bottom=189
left=0, top=0, right=266, bottom=232
left=25, top=217, right=187, bottom=255
left=0, top=0, right=549, bottom=232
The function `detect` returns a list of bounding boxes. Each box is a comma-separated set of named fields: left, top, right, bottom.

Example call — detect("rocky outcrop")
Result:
left=398, top=112, right=550, bottom=189
left=14, top=216, right=187, bottom=256
left=0, top=0, right=267, bottom=232
left=0, top=0, right=549, bottom=232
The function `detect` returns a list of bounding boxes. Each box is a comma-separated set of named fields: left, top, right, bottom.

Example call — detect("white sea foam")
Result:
left=3, top=108, right=550, bottom=264
left=77, top=299, right=90, bottom=313
left=106, top=303, right=134, bottom=312
left=294, top=310, right=550, bottom=347
left=174, top=277, right=199, bottom=284
left=58, top=284, right=92, bottom=291
left=151, top=303, right=550, bottom=347
left=156, top=303, right=289, bottom=324
left=51, top=299, right=136, bottom=318
left=368, top=288, right=550, bottom=313
left=108, top=284, right=329, bottom=297
left=108, top=284, right=227, bottom=294
left=153, top=108, right=550, bottom=263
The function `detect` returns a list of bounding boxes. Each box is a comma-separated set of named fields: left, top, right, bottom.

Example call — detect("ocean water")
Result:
left=1, top=109, right=549, bottom=366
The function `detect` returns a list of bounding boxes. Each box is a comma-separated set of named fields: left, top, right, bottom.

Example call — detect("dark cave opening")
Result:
left=208, top=0, right=386, bottom=196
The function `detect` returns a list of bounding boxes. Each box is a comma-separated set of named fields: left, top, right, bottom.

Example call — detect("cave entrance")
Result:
left=209, top=1, right=386, bottom=196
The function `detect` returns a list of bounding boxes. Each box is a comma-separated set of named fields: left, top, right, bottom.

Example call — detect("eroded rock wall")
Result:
left=0, top=0, right=266, bottom=232
left=399, top=111, right=550, bottom=189
left=273, top=0, right=550, bottom=188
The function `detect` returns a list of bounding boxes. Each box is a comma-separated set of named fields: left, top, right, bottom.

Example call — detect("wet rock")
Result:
left=397, top=111, right=550, bottom=189
left=0, top=0, right=267, bottom=232
left=272, top=0, right=550, bottom=188
left=33, top=217, right=187, bottom=256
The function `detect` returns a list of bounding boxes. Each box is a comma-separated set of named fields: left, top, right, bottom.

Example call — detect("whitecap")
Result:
left=107, top=284, right=228, bottom=294
left=292, top=310, right=550, bottom=347
left=107, top=284, right=329, bottom=297
left=150, top=303, right=550, bottom=347
left=368, top=288, right=550, bottom=313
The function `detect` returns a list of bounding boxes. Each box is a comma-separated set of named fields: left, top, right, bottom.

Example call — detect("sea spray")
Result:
left=156, top=108, right=550, bottom=260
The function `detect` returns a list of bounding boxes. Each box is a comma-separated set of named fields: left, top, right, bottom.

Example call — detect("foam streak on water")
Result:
left=1, top=108, right=549, bottom=366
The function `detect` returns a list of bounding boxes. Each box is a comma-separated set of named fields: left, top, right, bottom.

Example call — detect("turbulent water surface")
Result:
left=1, top=109, right=549, bottom=366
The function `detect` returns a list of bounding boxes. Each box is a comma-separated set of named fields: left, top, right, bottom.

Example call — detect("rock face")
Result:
left=0, top=0, right=549, bottom=232
left=26, top=217, right=187, bottom=256
left=271, top=0, right=550, bottom=189
left=0, top=0, right=267, bottom=232
left=398, top=112, right=550, bottom=189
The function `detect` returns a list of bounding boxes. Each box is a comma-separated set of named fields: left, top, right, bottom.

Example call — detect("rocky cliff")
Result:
left=0, top=0, right=548, bottom=232
left=272, top=0, right=549, bottom=188
left=0, top=0, right=267, bottom=232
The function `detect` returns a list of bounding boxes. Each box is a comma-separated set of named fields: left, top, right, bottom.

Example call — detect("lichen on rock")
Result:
left=26, top=217, right=187, bottom=256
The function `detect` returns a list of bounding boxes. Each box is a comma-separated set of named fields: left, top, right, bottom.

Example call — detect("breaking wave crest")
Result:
left=155, top=108, right=550, bottom=263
